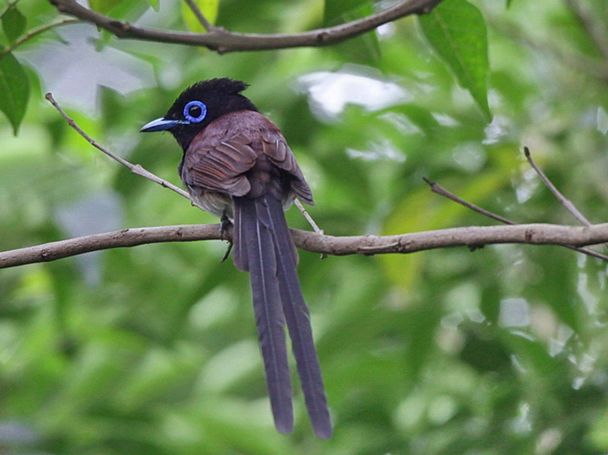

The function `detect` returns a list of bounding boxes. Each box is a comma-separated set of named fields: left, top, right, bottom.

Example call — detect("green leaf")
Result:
left=324, top=0, right=381, bottom=65
left=89, top=0, right=123, bottom=14
left=0, top=52, right=29, bottom=134
left=324, top=0, right=371, bottom=26
left=89, top=0, right=148, bottom=16
left=89, top=1, right=148, bottom=49
left=419, top=0, right=491, bottom=120
left=147, top=0, right=159, bottom=11
left=181, top=0, right=219, bottom=32
left=1, top=5, right=27, bottom=44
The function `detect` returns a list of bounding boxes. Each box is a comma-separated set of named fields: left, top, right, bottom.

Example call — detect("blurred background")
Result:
left=1, top=0, right=608, bottom=453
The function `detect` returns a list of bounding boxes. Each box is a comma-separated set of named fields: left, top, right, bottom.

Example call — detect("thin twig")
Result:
left=49, top=0, right=442, bottom=53
left=0, top=18, right=80, bottom=57
left=3, top=222, right=608, bottom=269
left=183, top=0, right=215, bottom=31
left=294, top=198, right=326, bottom=259
left=422, top=177, right=608, bottom=262
left=422, top=177, right=513, bottom=225
left=523, top=147, right=591, bottom=226
left=294, top=198, right=323, bottom=234
left=44, top=92, right=197, bottom=206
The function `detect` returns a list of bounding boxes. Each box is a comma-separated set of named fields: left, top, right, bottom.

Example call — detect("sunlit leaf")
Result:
left=1, top=5, right=26, bottom=44
left=419, top=0, right=491, bottom=120
left=0, top=52, right=29, bottom=134
left=181, top=0, right=219, bottom=32
left=590, top=412, right=608, bottom=451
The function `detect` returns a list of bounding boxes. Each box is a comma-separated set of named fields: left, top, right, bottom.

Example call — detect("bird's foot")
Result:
left=221, top=242, right=233, bottom=262
left=219, top=214, right=232, bottom=240
left=219, top=214, right=233, bottom=262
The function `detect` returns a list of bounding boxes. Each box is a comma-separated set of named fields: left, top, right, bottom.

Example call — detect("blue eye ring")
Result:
left=183, top=100, right=207, bottom=123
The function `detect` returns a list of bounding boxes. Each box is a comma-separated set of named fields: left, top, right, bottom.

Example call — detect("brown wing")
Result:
left=182, top=111, right=314, bottom=204
left=182, top=132, right=257, bottom=197
left=261, top=129, right=314, bottom=205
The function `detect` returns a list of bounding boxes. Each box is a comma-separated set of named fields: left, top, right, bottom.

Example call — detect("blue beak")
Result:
left=140, top=117, right=188, bottom=132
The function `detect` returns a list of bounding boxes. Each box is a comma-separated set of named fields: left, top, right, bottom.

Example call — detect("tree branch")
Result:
left=423, top=177, right=512, bottom=225
left=422, top=177, right=608, bottom=261
left=523, top=146, right=591, bottom=226
left=183, top=0, right=215, bottom=32
left=0, top=18, right=79, bottom=57
left=45, top=92, right=199, bottom=207
left=48, top=0, right=443, bottom=53
left=2, top=222, right=608, bottom=269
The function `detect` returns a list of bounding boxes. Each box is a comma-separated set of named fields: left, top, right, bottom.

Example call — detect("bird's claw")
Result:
left=221, top=242, right=233, bottom=262
left=220, top=213, right=233, bottom=262
left=219, top=214, right=232, bottom=240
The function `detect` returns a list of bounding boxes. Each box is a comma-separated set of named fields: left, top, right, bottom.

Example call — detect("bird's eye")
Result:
left=183, top=100, right=207, bottom=123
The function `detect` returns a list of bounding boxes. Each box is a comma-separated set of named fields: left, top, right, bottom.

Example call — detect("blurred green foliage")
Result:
left=1, top=0, right=608, bottom=453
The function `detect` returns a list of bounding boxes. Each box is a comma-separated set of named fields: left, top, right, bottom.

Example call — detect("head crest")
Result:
left=193, top=78, right=248, bottom=94
left=177, top=78, right=248, bottom=101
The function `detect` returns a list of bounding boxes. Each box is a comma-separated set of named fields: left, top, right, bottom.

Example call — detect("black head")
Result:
left=140, top=78, right=257, bottom=149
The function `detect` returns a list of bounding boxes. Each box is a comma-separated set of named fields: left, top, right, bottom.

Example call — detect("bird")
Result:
left=140, top=78, right=332, bottom=439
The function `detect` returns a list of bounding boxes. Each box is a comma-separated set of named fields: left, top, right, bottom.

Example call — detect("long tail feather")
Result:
left=233, top=197, right=293, bottom=433
left=262, top=195, right=332, bottom=439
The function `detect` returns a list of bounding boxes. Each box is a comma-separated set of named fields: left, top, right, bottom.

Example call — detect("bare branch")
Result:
left=44, top=92, right=198, bottom=206
left=183, top=0, right=215, bottom=31
left=422, top=177, right=608, bottom=261
left=49, top=0, right=443, bottom=53
left=523, top=147, right=591, bottom=226
left=3, top=222, right=608, bottom=269
left=0, top=225, right=222, bottom=268
left=423, top=177, right=513, bottom=225
left=294, top=198, right=326, bottom=259
left=294, top=199, right=323, bottom=235
left=0, top=18, right=79, bottom=57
